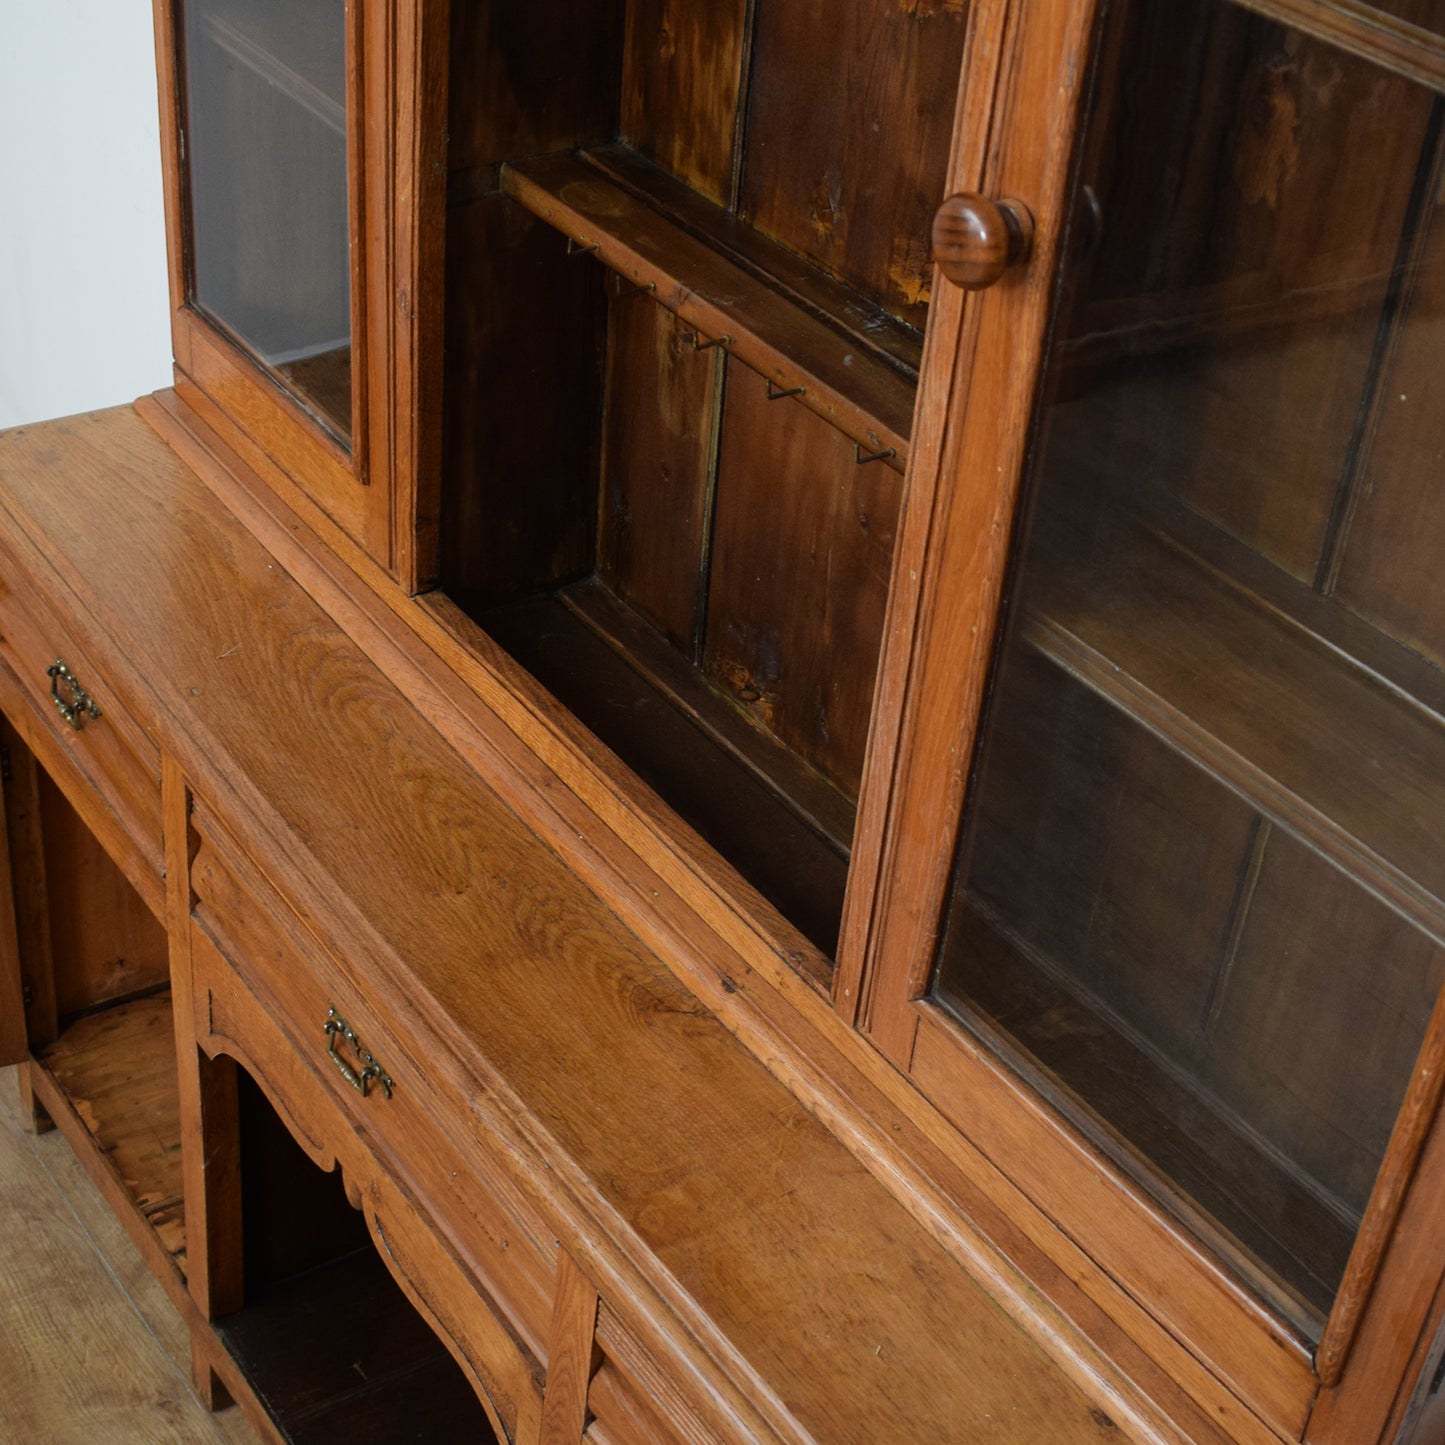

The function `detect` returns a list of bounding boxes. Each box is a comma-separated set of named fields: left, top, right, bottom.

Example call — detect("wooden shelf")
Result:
left=218, top=1247, right=499, bottom=1445
left=35, top=991, right=187, bottom=1272
left=583, top=143, right=925, bottom=380
left=1026, top=513, right=1445, bottom=944
left=500, top=151, right=915, bottom=469
left=938, top=903, right=1351, bottom=1326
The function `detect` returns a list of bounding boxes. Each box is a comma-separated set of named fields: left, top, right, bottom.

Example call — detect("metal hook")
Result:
left=854, top=443, right=897, bottom=465
left=619, top=277, right=656, bottom=297
left=766, top=379, right=805, bottom=400
left=566, top=237, right=600, bottom=257
left=688, top=332, right=733, bottom=351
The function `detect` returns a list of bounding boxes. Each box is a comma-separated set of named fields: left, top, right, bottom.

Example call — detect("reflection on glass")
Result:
left=933, top=0, right=1445, bottom=1330
left=183, top=0, right=351, bottom=438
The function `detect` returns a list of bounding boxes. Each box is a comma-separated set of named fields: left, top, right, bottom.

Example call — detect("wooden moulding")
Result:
left=499, top=152, right=915, bottom=469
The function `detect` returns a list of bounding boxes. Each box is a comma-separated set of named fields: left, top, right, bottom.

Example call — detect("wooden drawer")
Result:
left=190, top=921, right=546, bottom=1442
left=185, top=804, right=557, bottom=1375
left=0, top=561, right=161, bottom=909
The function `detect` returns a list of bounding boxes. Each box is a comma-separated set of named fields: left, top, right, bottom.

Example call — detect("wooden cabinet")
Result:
left=4, top=0, right=1445, bottom=1441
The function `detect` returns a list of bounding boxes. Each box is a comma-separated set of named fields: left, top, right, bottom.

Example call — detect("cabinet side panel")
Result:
left=442, top=197, right=606, bottom=603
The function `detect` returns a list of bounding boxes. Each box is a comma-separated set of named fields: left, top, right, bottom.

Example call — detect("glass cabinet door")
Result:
left=925, top=0, right=1445, bottom=1343
left=180, top=0, right=352, bottom=440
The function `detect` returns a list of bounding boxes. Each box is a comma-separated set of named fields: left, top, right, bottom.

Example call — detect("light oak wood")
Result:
left=541, top=1251, right=602, bottom=1444
left=0, top=406, right=1150, bottom=1442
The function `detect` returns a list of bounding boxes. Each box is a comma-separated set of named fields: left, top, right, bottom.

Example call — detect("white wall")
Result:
left=0, top=1, right=173, bottom=428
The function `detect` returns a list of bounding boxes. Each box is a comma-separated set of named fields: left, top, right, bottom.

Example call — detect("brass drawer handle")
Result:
left=47, top=659, right=101, bottom=731
left=323, top=1006, right=394, bottom=1099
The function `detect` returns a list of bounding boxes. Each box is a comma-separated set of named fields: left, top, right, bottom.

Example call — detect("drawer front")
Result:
left=186, top=805, right=557, bottom=1367
left=0, top=565, right=161, bottom=901
left=191, top=924, right=546, bottom=1443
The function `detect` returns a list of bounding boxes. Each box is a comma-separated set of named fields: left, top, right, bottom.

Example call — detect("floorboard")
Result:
left=0, top=1062, right=257, bottom=1444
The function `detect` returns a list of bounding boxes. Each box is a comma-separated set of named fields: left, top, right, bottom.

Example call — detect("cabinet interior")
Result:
left=435, top=0, right=967, bottom=955
left=216, top=1068, right=500, bottom=1445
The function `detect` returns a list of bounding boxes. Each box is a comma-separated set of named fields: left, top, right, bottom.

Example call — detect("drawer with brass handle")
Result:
left=0, top=564, right=161, bottom=912
left=190, top=922, right=546, bottom=1443
left=186, top=801, right=557, bottom=1369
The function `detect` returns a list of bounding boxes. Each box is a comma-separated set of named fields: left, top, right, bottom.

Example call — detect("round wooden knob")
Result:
left=931, top=194, right=1035, bottom=290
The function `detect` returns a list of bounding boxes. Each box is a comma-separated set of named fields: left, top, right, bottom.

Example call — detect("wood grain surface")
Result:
left=0, top=406, right=1140, bottom=1442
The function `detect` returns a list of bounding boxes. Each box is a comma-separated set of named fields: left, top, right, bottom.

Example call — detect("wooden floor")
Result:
left=0, top=1062, right=257, bottom=1444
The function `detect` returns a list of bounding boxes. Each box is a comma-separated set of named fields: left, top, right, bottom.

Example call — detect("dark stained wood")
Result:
left=620, top=0, right=750, bottom=205
left=446, top=0, right=623, bottom=175
left=501, top=153, right=915, bottom=463
left=217, top=1246, right=501, bottom=1445
left=597, top=285, right=720, bottom=652
left=275, top=347, right=353, bottom=450
left=939, top=907, right=1356, bottom=1327
left=560, top=578, right=856, bottom=859
left=441, top=195, right=605, bottom=604
left=1207, top=832, right=1444, bottom=1229
left=1228, top=0, right=1445, bottom=90
left=704, top=364, right=901, bottom=801
left=1333, top=181, right=1445, bottom=666
left=476, top=590, right=848, bottom=959
left=740, top=0, right=968, bottom=329
left=1026, top=513, right=1445, bottom=946
left=585, top=143, right=926, bottom=378
left=1051, top=2, right=1437, bottom=585
left=955, top=648, right=1259, bottom=1074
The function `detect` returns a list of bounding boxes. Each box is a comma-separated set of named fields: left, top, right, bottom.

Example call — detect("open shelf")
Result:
left=1025, top=510, right=1445, bottom=945
left=218, top=1247, right=499, bottom=1445
left=501, top=151, right=914, bottom=470
left=34, top=991, right=188, bottom=1271
left=581, top=142, right=926, bottom=379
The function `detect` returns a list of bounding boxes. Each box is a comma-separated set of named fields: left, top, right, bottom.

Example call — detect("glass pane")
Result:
left=1366, top=0, right=1445, bottom=39
left=932, top=0, right=1445, bottom=1329
left=182, top=0, right=351, bottom=438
